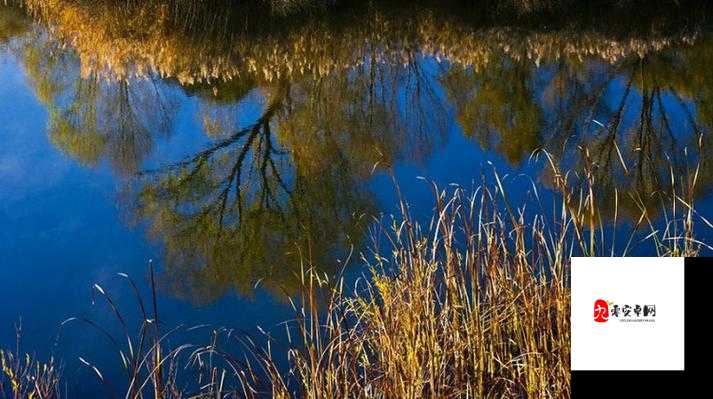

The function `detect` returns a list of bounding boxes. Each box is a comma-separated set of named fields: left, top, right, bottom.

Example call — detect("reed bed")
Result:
left=0, top=145, right=706, bottom=398
left=0, top=325, right=61, bottom=399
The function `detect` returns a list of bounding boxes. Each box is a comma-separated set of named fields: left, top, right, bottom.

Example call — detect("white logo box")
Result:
left=570, top=257, right=685, bottom=371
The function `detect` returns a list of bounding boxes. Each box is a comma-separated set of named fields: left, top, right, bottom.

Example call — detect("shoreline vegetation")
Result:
left=1, top=147, right=707, bottom=397
left=1, top=0, right=713, bottom=397
left=4, top=0, right=709, bottom=91
left=5, top=0, right=711, bottom=86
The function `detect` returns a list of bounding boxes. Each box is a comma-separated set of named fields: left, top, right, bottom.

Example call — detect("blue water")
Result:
left=2, top=11, right=713, bottom=394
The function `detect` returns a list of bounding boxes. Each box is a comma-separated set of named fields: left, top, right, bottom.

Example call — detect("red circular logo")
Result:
left=593, top=299, right=609, bottom=323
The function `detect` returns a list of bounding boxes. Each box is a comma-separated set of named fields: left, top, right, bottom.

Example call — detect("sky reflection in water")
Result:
left=1, top=1, right=713, bottom=394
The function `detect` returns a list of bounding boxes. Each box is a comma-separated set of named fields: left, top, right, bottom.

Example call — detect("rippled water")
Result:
left=1, top=1, right=713, bottom=395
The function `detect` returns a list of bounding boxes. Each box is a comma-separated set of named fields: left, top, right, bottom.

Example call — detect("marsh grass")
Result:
left=1, top=144, right=708, bottom=398
left=0, top=324, right=61, bottom=399
left=190, top=144, right=705, bottom=398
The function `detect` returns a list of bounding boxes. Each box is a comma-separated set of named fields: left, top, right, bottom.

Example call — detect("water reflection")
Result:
left=10, top=29, right=177, bottom=174
left=539, top=47, right=713, bottom=220
left=2, top=1, right=712, bottom=303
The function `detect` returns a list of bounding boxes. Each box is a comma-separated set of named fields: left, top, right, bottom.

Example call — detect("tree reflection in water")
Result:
left=2, top=0, right=713, bottom=302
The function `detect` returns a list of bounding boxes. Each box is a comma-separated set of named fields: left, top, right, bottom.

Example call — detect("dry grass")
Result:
left=217, top=145, right=703, bottom=398
left=0, top=325, right=61, bottom=399
left=0, top=144, right=706, bottom=398
left=275, top=146, right=702, bottom=398
left=224, top=146, right=698, bottom=397
left=12, top=0, right=701, bottom=86
left=265, top=184, right=572, bottom=398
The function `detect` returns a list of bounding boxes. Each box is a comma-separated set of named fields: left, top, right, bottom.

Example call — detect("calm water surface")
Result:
left=2, top=1, right=713, bottom=394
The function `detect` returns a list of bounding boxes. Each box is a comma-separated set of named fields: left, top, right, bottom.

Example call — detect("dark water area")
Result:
left=2, top=0, right=713, bottom=395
